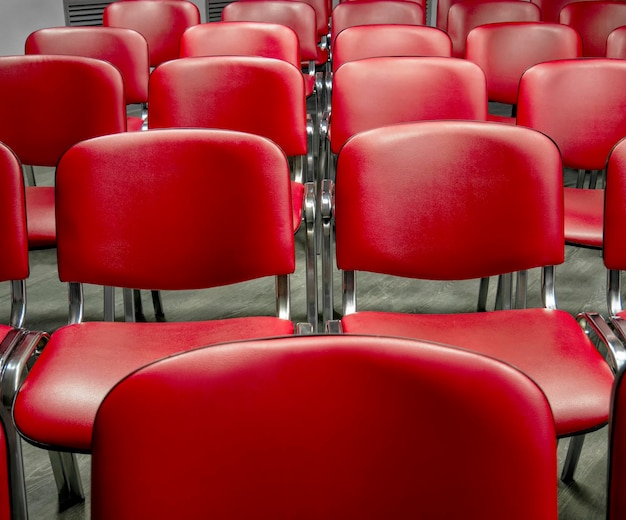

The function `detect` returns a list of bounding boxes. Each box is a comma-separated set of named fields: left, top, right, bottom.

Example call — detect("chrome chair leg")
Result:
left=477, top=277, right=490, bottom=312
left=561, top=434, right=585, bottom=483
left=48, top=451, right=85, bottom=511
left=151, top=291, right=166, bottom=322
left=103, top=286, right=115, bottom=322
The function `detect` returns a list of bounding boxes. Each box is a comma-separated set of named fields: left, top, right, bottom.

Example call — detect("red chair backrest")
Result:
left=148, top=56, right=307, bottom=157
left=180, top=21, right=300, bottom=66
left=559, top=1, right=626, bottom=56
left=330, top=1, right=426, bottom=47
left=609, top=364, right=626, bottom=519
left=466, top=21, right=582, bottom=104
left=447, top=0, right=542, bottom=57
left=516, top=58, right=626, bottom=170
left=222, top=1, right=319, bottom=62
left=607, top=25, right=626, bottom=57
left=25, top=26, right=149, bottom=105
left=0, top=142, right=28, bottom=284
left=531, top=0, right=575, bottom=22
left=0, top=414, right=9, bottom=520
left=332, top=24, right=451, bottom=73
left=91, top=334, right=558, bottom=520
left=55, top=129, right=295, bottom=290
left=0, top=55, right=126, bottom=167
left=103, top=0, right=200, bottom=67
left=335, top=121, right=564, bottom=279
left=330, top=56, right=487, bottom=153
left=602, top=136, right=626, bottom=271
left=240, top=0, right=331, bottom=40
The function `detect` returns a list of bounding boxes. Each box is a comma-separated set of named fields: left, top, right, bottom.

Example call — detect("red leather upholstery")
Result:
left=330, top=1, right=426, bottom=48
left=13, top=129, right=296, bottom=452
left=518, top=59, right=626, bottom=248
left=0, top=55, right=127, bottom=250
left=25, top=26, right=149, bottom=106
left=0, top=414, right=9, bottom=520
left=447, top=0, right=542, bottom=58
left=563, top=188, right=604, bottom=248
left=24, top=187, right=55, bottom=250
left=103, top=0, right=200, bottom=67
left=533, top=0, right=576, bottom=22
left=148, top=56, right=308, bottom=159
left=607, top=25, right=626, bottom=57
left=559, top=1, right=626, bottom=57
left=329, top=56, right=487, bottom=154
left=609, top=365, right=626, bottom=520
left=180, top=21, right=301, bottom=67
left=91, top=335, right=558, bottom=520
left=0, top=56, right=126, bottom=168
left=332, top=24, right=452, bottom=73
left=517, top=59, right=626, bottom=171
left=242, top=0, right=330, bottom=43
left=466, top=22, right=582, bottom=105
left=334, top=121, right=613, bottom=439
left=602, top=136, right=626, bottom=270
left=0, top=143, right=28, bottom=283
left=222, top=1, right=320, bottom=63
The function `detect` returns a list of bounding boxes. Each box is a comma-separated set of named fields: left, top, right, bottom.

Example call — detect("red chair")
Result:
left=0, top=140, right=51, bottom=519
left=447, top=0, right=542, bottom=58
left=24, top=27, right=165, bottom=322
left=516, top=58, right=626, bottom=249
left=12, top=128, right=300, bottom=507
left=322, top=56, right=486, bottom=176
left=25, top=26, right=150, bottom=132
left=180, top=21, right=300, bottom=66
left=532, top=0, right=577, bottom=22
left=0, top=55, right=126, bottom=323
left=600, top=136, right=626, bottom=344
left=465, top=21, right=582, bottom=121
left=327, top=120, right=614, bottom=483
left=147, top=56, right=317, bottom=329
left=326, top=24, right=452, bottom=112
left=221, top=1, right=324, bottom=138
left=607, top=25, right=626, bottom=57
left=320, top=56, right=487, bottom=321
left=91, top=335, right=558, bottom=520
left=609, top=364, right=626, bottom=520
left=103, top=0, right=200, bottom=68
left=331, top=24, right=451, bottom=71
left=239, top=0, right=331, bottom=61
left=559, top=0, right=626, bottom=56
left=330, top=1, right=426, bottom=49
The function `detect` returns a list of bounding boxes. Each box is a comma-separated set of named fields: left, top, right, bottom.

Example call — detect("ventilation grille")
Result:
left=206, top=0, right=234, bottom=22
left=63, top=0, right=114, bottom=26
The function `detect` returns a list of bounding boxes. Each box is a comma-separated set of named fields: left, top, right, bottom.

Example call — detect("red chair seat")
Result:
left=341, top=308, right=613, bottom=436
left=0, top=324, right=13, bottom=341
left=291, top=180, right=304, bottom=231
left=126, top=115, right=145, bottom=132
left=487, top=113, right=515, bottom=124
left=564, top=187, right=603, bottom=248
left=303, top=74, right=315, bottom=98
left=25, top=186, right=55, bottom=249
left=13, top=317, right=294, bottom=451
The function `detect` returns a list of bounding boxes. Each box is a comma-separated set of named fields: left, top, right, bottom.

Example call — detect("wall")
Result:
left=0, top=0, right=206, bottom=56
left=0, top=0, right=65, bottom=55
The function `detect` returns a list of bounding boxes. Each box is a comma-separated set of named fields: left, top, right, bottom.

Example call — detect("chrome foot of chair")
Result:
left=560, top=434, right=585, bottom=483
left=49, top=451, right=84, bottom=511
left=133, top=290, right=166, bottom=322
left=151, top=290, right=166, bottom=322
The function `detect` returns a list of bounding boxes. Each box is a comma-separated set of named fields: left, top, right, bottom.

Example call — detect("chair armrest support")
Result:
left=578, top=311, right=626, bottom=373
